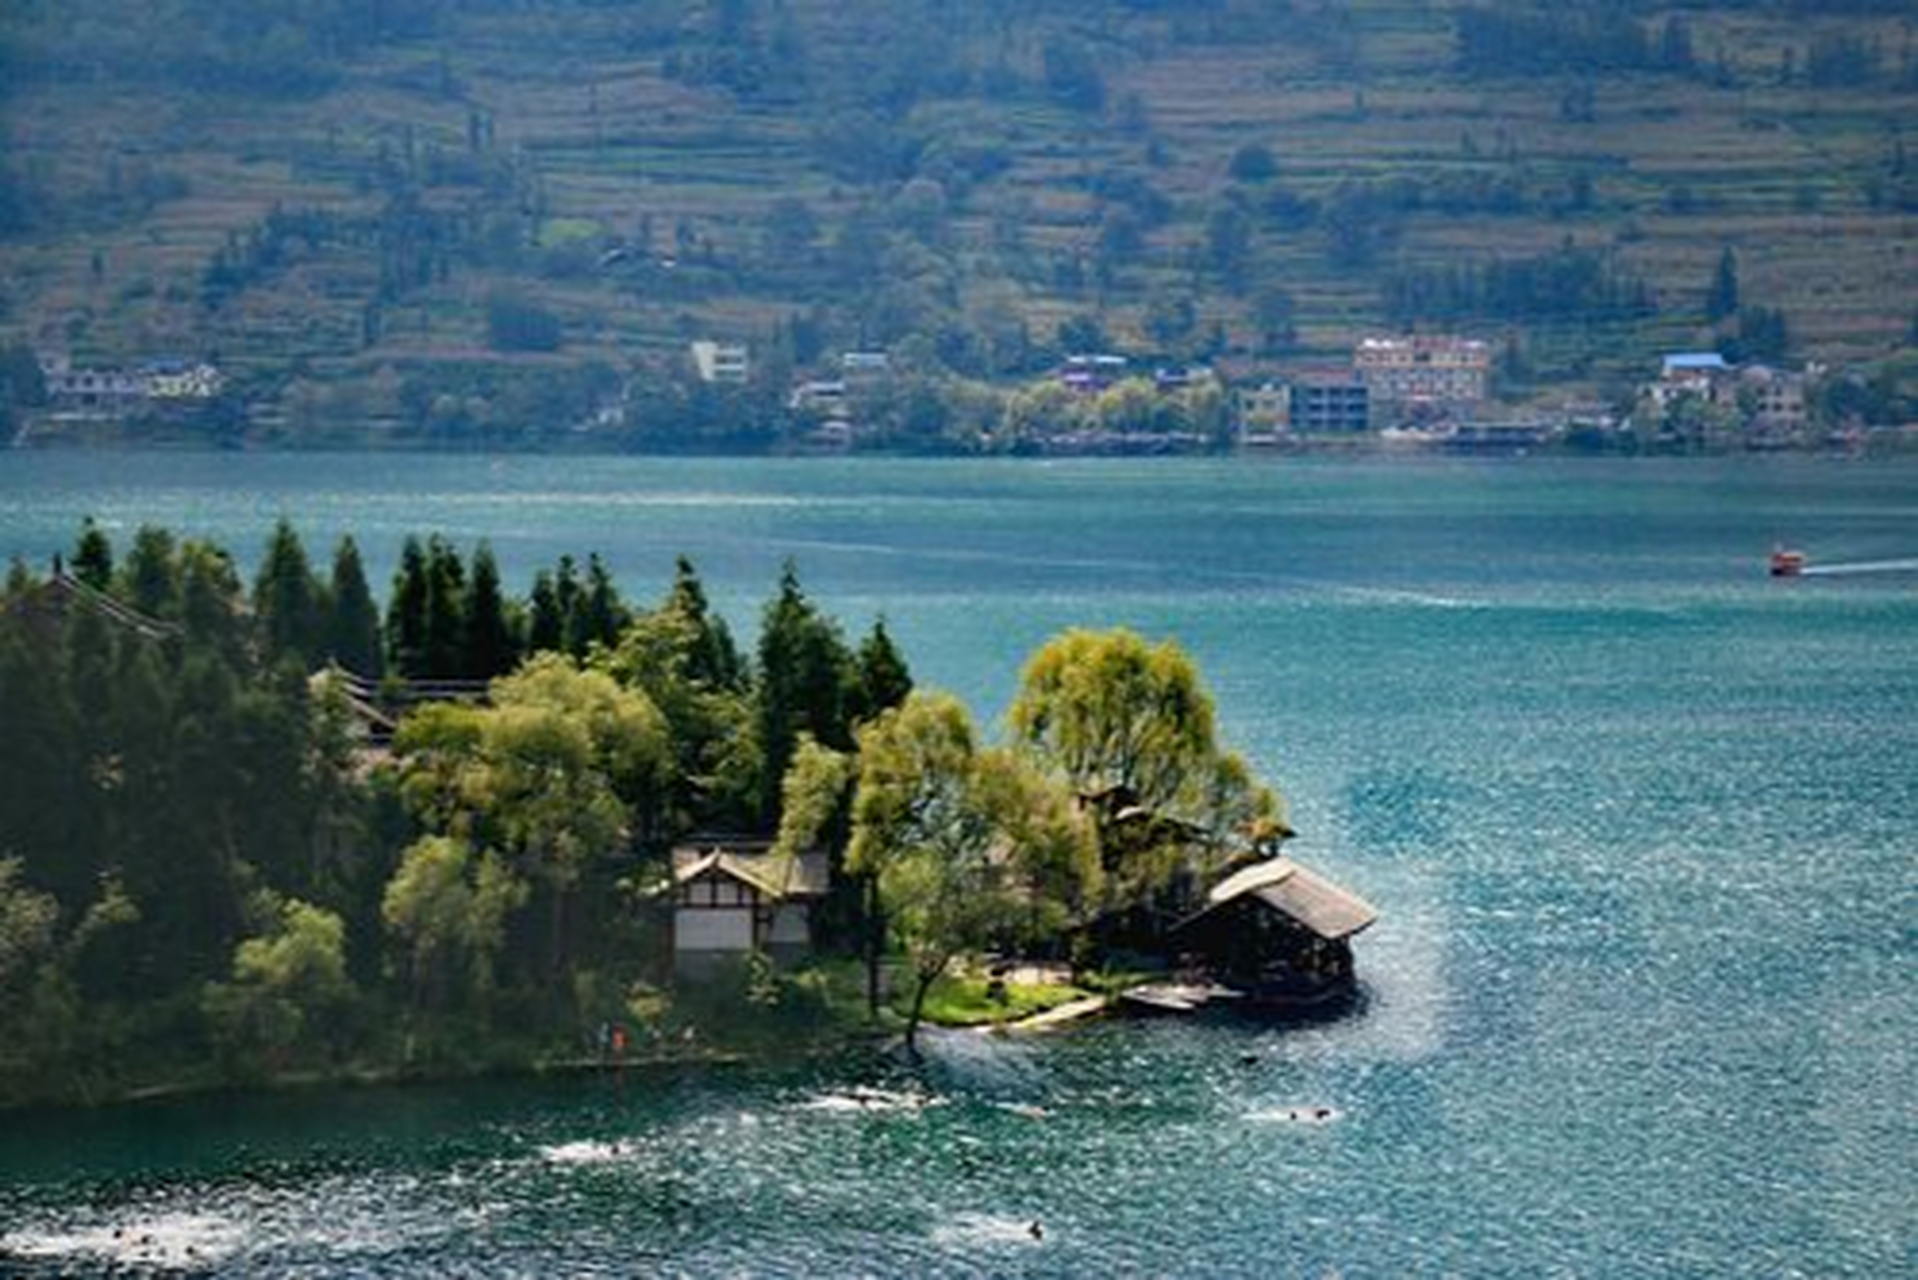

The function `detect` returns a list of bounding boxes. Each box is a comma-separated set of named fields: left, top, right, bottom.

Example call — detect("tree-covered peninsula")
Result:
left=0, top=521, right=1288, bottom=1105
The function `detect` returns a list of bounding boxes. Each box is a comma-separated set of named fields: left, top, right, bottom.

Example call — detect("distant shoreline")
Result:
left=9, top=431, right=1910, bottom=460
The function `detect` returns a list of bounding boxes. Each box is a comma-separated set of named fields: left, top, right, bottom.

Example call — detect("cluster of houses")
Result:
left=36, top=353, right=225, bottom=419
left=1638, top=351, right=1812, bottom=446
left=1236, top=334, right=1493, bottom=440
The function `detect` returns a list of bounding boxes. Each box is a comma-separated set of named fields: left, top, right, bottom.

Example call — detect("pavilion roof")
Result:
left=1189, top=857, right=1378, bottom=942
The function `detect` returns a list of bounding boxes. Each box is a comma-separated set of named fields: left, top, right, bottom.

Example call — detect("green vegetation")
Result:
left=0, top=520, right=1281, bottom=1102
left=908, top=972, right=1088, bottom=1030
left=1, top=2, right=1912, bottom=449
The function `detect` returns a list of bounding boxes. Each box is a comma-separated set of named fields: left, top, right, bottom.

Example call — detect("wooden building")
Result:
left=1171, top=857, right=1377, bottom=1005
left=666, top=839, right=830, bottom=978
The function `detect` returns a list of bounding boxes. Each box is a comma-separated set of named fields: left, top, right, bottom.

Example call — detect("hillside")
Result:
left=1, top=0, right=1914, bottom=446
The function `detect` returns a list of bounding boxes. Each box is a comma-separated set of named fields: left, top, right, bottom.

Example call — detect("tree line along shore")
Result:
left=0, top=520, right=1290, bottom=1107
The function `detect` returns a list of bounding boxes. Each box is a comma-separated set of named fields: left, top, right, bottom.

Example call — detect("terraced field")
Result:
left=2, top=0, right=1912, bottom=428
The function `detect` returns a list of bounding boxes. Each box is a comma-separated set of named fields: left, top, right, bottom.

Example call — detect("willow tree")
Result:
left=847, top=691, right=1096, bottom=1050
left=382, top=833, right=526, bottom=1037
left=391, top=654, right=671, bottom=993
left=1008, top=628, right=1285, bottom=920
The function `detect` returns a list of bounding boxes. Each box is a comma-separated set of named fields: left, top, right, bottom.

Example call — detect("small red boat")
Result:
left=1769, top=546, right=1807, bottom=577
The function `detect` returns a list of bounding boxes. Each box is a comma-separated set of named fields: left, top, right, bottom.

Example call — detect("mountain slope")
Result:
left=2, top=1, right=1913, bottom=442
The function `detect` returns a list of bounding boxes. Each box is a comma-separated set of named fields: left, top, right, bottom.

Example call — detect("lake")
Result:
left=1, top=453, right=1913, bottom=1275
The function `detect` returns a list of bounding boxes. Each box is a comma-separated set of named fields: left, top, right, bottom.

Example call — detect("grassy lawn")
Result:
left=908, top=973, right=1092, bottom=1029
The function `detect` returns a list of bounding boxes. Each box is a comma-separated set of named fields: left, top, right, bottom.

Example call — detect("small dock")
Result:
left=1119, top=982, right=1243, bottom=1014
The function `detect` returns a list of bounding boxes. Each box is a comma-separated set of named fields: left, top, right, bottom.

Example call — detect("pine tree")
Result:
left=574, top=553, right=628, bottom=656
left=756, top=561, right=856, bottom=816
left=553, top=555, right=583, bottom=656
left=71, top=518, right=115, bottom=592
left=253, top=518, right=319, bottom=668
left=178, top=541, right=249, bottom=673
left=387, top=536, right=429, bottom=677
left=421, top=537, right=467, bottom=678
left=325, top=536, right=382, bottom=677
left=527, top=568, right=564, bottom=655
left=119, top=525, right=179, bottom=618
left=667, top=555, right=743, bottom=690
left=461, top=541, right=518, bottom=679
left=1706, top=246, right=1740, bottom=324
left=853, top=618, right=913, bottom=723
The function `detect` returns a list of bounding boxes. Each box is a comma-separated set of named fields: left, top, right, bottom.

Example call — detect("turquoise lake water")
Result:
left=0, top=453, right=1912, bottom=1275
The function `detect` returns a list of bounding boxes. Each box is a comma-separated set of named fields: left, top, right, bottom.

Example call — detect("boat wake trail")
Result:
left=1800, top=557, right=1918, bottom=577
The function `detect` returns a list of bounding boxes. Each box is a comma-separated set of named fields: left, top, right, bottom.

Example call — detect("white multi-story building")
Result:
left=689, top=340, right=750, bottom=384
left=1353, top=335, right=1490, bottom=408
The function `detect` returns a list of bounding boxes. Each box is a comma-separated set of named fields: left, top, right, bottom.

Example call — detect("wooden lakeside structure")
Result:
left=1122, top=856, right=1378, bottom=1016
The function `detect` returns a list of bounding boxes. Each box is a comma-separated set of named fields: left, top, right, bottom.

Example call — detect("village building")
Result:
left=788, top=377, right=848, bottom=416
left=665, top=839, right=831, bottom=978
left=1057, top=353, right=1129, bottom=394
left=142, top=358, right=224, bottom=401
left=38, top=354, right=151, bottom=417
left=840, top=351, right=891, bottom=384
left=1641, top=351, right=1812, bottom=444
left=1236, top=380, right=1292, bottom=441
left=1287, top=370, right=1372, bottom=433
left=689, top=340, right=750, bottom=385
left=36, top=352, right=224, bottom=418
left=1728, top=363, right=1811, bottom=441
left=0, top=559, right=181, bottom=645
left=1353, top=335, right=1490, bottom=419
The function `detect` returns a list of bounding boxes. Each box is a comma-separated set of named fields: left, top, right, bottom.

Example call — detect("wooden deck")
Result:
left=1118, top=982, right=1244, bottom=1014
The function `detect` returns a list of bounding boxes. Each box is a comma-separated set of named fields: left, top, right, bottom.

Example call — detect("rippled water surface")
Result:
left=1, top=454, right=1913, bottom=1275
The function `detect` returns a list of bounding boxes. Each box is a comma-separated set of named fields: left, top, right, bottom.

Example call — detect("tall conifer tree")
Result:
left=71, top=518, right=114, bottom=592
left=254, top=518, right=319, bottom=668
left=326, top=536, right=383, bottom=677
left=387, top=536, right=429, bottom=677
left=461, top=541, right=518, bottom=679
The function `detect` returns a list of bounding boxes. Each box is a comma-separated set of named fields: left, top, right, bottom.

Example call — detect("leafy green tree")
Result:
left=202, top=895, right=355, bottom=1073
left=1008, top=628, right=1283, bottom=918
left=395, top=655, right=670, bottom=989
left=770, top=734, right=871, bottom=999
left=382, top=834, right=525, bottom=1029
left=0, top=857, right=58, bottom=1011
left=846, top=691, right=1096, bottom=1050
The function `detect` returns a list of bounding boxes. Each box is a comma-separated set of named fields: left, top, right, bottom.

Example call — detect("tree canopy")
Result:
left=1009, top=627, right=1284, bottom=915
left=845, top=691, right=1095, bottom=1048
